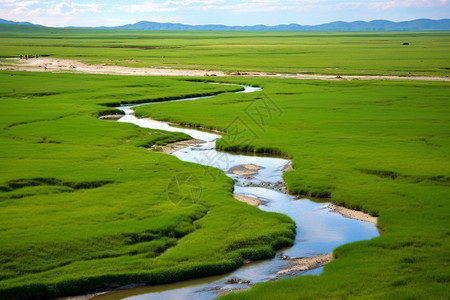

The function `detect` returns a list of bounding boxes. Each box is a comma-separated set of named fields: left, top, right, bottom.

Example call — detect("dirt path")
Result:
left=1, top=57, right=227, bottom=76
left=2, top=57, right=449, bottom=81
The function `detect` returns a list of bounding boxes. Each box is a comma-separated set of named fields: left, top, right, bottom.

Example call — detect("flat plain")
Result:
left=0, top=25, right=449, bottom=299
left=1, top=24, right=450, bottom=76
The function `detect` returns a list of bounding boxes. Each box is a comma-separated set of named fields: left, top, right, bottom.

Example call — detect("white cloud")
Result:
left=1, top=0, right=103, bottom=15
left=168, top=0, right=226, bottom=4
left=0, top=1, right=104, bottom=26
left=121, top=2, right=176, bottom=13
left=368, top=0, right=448, bottom=10
left=120, top=0, right=227, bottom=13
left=45, top=1, right=103, bottom=16
left=0, top=0, right=39, bottom=7
left=121, top=0, right=321, bottom=13
left=202, top=0, right=449, bottom=13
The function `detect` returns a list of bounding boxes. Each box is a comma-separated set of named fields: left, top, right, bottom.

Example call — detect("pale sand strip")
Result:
left=228, top=163, right=262, bottom=177
left=276, top=253, right=333, bottom=276
left=2, top=58, right=449, bottom=81
left=98, top=114, right=123, bottom=120
left=216, top=288, right=247, bottom=298
left=233, top=194, right=266, bottom=206
left=331, top=205, right=378, bottom=224
left=282, top=164, right=377, bottom=224
left=150, top=139, right=203, bottom=154
left=283, top=163, right=293, bottom=172
left=1, top=57, right=227, bottom=76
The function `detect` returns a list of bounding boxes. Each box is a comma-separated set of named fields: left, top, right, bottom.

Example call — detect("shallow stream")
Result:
left=93, top=85, right=379, bottom=299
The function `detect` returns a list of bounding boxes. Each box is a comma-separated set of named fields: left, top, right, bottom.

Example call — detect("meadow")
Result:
left=1, top=24, right=450, bottom=77
left=136, top=77, right=450, bottom=299
left=0, top=72, right=295, bottom=299
left=0, top=25, right=449, bottom=299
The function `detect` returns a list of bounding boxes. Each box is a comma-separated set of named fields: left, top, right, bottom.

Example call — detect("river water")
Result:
left=93, top=85, right=379, bottom=300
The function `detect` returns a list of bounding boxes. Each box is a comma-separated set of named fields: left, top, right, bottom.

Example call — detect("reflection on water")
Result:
left=93, top=85, right=379, bottom=300
left=173, top=141, right=289, bottom=184
left=118, top=100, right=221, bottom=142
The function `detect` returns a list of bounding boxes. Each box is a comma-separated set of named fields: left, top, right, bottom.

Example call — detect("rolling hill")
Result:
left=1, top=18, right=449, bottom=31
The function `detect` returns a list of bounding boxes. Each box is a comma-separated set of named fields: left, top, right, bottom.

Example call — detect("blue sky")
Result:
left=1, top=0, right=449, bottom=27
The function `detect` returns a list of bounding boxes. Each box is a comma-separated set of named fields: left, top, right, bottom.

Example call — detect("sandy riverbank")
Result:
left=276, top=253, right=334, bottom=276
left=90, top=60, right=378, bottom=225
left=148, top=136, right=378, bottom=224
left=233, top=193, right=266, bottom=206
left=151, top=139, right=204, bottom=154
left=228, top=164, right=262, bottom=178
left=329, top=205, right=378, bottom=224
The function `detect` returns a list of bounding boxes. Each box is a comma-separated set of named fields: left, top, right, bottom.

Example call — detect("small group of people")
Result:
left=19, top=54, right=39, bottom=60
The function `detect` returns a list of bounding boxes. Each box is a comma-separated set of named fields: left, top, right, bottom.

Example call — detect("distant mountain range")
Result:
left=0, top=18, right=42, bottom=27
left=107, top=19, right=450, bottom=31
left=1, top=18, right=449, bottom=31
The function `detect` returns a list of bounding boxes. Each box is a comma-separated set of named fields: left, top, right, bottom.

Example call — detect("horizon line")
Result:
left=2, top=17, right=449, bottom=29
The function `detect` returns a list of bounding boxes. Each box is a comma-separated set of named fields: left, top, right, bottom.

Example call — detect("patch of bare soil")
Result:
left=249, top=72, right=450, bottom=82
left=233, top=194, right=266, bottom=206
left=98, top=114, right=124, bottom=120
left=2, top=58, right=448, bottom=81
left=228, top=164, right=262, bottom=178
left=329, top=205, right=378, bottom=224
left=150, top=139, right=203, bottom=154
left=276, top=253, right=333, bottom=276
left=59, top=292, right=107, bottom=300
left=216, top=288, right=248, bottom=297
left=1, top=57, right=227, bottom=76
left=283, top=163, right=293, bottom=172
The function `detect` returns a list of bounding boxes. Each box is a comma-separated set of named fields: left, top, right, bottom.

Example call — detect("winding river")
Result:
left=93, top=85, right=379, bottom=300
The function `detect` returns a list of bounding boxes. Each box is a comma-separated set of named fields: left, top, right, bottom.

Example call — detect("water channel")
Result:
left=93, top=85, right=379, bottom=300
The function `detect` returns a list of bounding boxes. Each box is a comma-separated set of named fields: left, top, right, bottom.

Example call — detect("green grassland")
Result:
left=1, top=24, right=450, bottom=77
left=135, top=77, right=450, bottom=299
left=0, top=26, right=449, bottom=299
left=0, top=71, right=295, bottom=299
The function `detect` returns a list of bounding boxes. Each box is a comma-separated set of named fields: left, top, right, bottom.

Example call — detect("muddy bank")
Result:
left=329, top=204, right=377, bottom=224
left=150, top=139, right=204, bottom=155
left=216, top=287, right=248, bottom=298
left=2, top=58, right=449, bottom=82
left=233, top=193, right=266, bottom=206
left=229, top=164, right=262, bottom=178
left=242, top=181, right=288, bottom=194
left=283, top=163, right=294, bottom=172
left=60, top=292, right=106, bottom=300
left=276, top=253, right=333, bottom=276
left=98, top=114, right=123, bottom=120
left=58, top=284, right=146, bottom=300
